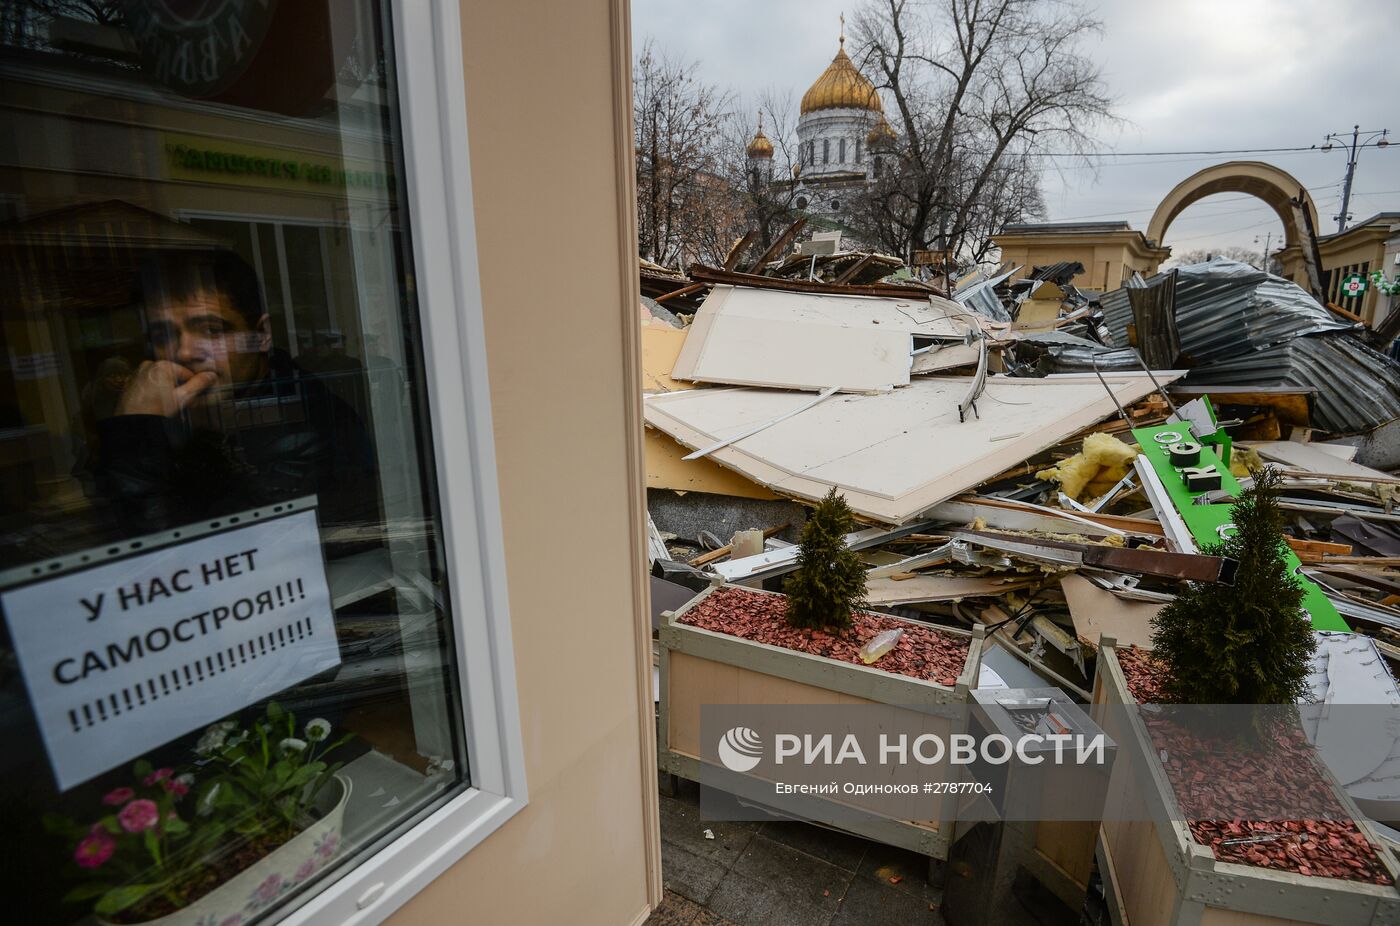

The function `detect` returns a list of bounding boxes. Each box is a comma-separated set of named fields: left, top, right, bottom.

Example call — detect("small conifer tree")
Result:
left=1150, top=466, right=1316, bottom=706
left=784, top=488, right=868, bottom=631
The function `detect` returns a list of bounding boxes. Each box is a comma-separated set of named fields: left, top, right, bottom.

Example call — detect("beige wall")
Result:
left=1317, top=221, right=1393, bottom=323
left=995, top=233, right=1168, bottom=292
left=386, top=1, right=658, bottom=924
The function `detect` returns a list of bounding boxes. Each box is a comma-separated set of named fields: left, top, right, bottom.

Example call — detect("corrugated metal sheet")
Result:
left=1186, top=335, right=1400, bottom=434
left=1099, top=258, right=1349, bottom=363
left=1012, top=332, right=1140, bottom=373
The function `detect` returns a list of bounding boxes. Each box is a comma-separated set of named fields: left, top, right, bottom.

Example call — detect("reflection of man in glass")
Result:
left=115, top=252, right=272, bottom=416
left=99, top=251, right=375, bottom=530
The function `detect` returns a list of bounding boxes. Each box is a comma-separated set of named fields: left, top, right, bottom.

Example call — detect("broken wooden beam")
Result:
left=655, top=282, right=706, bottom=304
left=743, top=218, right=807, bottom=273
left=688, top=264, right=948, bottom=299
left=723, top=230, right=760, bottom=271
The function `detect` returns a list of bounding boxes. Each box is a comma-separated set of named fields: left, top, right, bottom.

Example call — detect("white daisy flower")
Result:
left=305, top=718, right=332, bottom=742
left=195, top=726, right=228, bottom=755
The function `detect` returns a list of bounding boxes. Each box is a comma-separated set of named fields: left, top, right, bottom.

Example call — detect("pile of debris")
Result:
left=641, top=238, right=1400, bottom=845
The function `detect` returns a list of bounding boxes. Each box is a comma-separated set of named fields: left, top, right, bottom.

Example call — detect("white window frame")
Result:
left=282, top=0, right=527, bottom=923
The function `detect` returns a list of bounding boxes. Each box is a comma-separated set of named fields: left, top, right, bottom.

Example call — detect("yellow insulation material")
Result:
left=1229, top=446, right=1263, bottom=478
left=1036, top=432, right=1138, bottom=500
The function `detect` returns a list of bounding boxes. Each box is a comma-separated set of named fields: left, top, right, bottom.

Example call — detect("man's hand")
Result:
left=115, top=361, right=218, bottom=417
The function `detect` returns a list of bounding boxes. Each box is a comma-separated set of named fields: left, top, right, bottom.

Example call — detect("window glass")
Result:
left=0, top=3, right=470, bottom=924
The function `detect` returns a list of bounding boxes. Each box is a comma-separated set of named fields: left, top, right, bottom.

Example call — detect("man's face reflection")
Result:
left=146, top=289, right=270, bottom=390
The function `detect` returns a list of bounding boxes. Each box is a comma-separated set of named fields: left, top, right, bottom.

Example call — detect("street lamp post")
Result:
left=1254, top=231, right=1274, bottom=273
left=1322, top=125, right=1390, bottom=234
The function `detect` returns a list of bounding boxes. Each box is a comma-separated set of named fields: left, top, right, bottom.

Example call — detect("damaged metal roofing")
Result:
left=1097, top=257, right=1350, bottom=363
left=1187, top=333, right=1400, bottom=434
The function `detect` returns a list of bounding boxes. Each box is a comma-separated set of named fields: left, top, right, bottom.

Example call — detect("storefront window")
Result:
left=0, top=3, right=472, bottom=923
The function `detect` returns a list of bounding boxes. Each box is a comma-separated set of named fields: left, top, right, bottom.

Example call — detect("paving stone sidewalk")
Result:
left=646, top=778, right=1079, bottom=926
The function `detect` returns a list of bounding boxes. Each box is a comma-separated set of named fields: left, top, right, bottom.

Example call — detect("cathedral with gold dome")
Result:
left=746, top=22, right=898, bottom=223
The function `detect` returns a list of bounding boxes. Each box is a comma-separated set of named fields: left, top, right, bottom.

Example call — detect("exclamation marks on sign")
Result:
left=69, top=709, right=80, bottom=733
left=272, top=580, right=304, bottom=608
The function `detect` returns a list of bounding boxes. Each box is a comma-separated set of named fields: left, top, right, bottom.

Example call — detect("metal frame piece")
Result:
left=958, top=334, right=990, bottom=422
left=1133, top=455, right=1199, bottom=554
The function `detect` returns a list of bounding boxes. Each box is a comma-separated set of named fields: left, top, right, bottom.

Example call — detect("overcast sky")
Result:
left=632, top=0, right=1400, bottom=258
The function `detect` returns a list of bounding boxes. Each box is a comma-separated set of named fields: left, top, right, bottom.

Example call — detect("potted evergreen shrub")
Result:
left=1150, top=466, right=1316, bottom=713
left=656, top=488, right=985, bottom=867
left=1093, top=469, right=1400, bottom=923
left=46, top=702, right=353, bottom=926
left=784, top=488, right=869, bottom=631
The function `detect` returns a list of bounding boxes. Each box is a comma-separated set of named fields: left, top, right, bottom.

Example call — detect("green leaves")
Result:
left=63, top=881, right=115, bottom=903
left=58, top=702, right=350, bottom=920
left=94, top=883, right=159, bottom=916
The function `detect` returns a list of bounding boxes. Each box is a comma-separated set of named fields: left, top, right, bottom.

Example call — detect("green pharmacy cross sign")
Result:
left=1131, top=418, right=1349, bottom=632
left=1341, top=273, right=1369, bottom=299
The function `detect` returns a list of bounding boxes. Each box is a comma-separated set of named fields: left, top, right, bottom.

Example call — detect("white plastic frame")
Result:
left=281, top=0, right=527, bottom=923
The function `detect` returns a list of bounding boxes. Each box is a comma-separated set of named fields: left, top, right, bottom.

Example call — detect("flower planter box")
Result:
left=657, top=581, right=984, bottom=864
left=102, top=774, right=351, bottom=926
left=1091, top=640, right=1400, bottom=926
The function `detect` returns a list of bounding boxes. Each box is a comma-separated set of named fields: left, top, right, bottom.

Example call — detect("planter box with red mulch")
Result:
left=657, top=582, right=984, bottom=863
left=1092, top=639, right=1400, bottom=926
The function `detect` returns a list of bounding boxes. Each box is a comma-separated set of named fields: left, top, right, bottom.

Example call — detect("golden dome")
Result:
left=746, top=112, right=774, bottom=159
left=867, top=115, right=896, bottom=147
left=800, top=38, right=883, bottom=116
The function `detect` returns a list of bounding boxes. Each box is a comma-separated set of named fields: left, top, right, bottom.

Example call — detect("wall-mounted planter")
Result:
left=657, top=581, right=984, bottom=864
left=1092, top=641, right=1400, bottom=926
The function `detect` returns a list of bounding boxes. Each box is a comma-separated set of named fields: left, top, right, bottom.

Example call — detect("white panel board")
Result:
left=671, top=284, right=974, bottom=393
left=1252, top=440, right=1395, bottom=481
left=644, top=373, right=1182, bottom=524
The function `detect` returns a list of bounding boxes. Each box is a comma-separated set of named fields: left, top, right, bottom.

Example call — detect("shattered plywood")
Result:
left=644, top=427, right=778, bottom=500
left=1060, top=574, right=1160, bottom=649
left=671, top=284, right=973, bottom=393
left=644, top=372, right=1183, bottom=524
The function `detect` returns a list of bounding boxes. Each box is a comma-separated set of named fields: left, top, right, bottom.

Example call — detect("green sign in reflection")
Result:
left=1131, top=418, right=1348, bottom=632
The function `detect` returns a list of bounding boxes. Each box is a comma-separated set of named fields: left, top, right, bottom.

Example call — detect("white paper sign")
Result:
left=2, top=508, right=340, bottom=790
